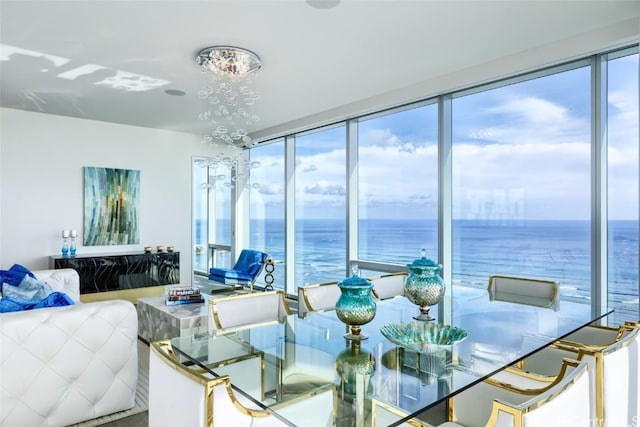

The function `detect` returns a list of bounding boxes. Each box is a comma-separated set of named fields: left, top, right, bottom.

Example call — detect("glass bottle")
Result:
left=69, top=229, right=77, bottom=257
left=61, top=229, right=70, bottom=257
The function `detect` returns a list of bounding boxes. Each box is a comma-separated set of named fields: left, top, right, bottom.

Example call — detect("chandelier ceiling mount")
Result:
left=196, top=46, right=262, bottom=77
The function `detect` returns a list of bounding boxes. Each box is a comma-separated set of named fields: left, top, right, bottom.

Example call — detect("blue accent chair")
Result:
left=208, top=249, right=268, bottom=290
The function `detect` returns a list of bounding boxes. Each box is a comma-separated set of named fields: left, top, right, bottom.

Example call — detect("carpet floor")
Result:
left=70, top=339, right=149, bottom=427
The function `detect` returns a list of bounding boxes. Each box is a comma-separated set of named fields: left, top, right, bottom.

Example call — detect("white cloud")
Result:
left=258, top=183, right=283, bottom=195
left=361, top=128, right=402, bottom=146
left=491, top=96, right=569, bottom=125
left=305, top=180, right=345, bottom=196
left=250, top=75, right=638, bottom=220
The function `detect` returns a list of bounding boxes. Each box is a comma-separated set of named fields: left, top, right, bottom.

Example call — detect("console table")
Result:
left=50, top=251, right=180, bottom=295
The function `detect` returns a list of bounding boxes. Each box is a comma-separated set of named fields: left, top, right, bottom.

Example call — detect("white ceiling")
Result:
left=1, top=0, right=638, bottom=144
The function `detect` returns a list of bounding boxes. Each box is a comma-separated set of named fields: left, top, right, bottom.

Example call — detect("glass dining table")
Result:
left=170, top=286, right=612, bottom=427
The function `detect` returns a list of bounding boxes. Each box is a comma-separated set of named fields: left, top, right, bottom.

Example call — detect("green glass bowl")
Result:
left=380, top=322, right=467, bottom=353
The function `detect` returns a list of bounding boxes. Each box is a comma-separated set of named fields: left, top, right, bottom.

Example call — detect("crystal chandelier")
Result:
left=197, top=46, right=262, bottom=149
left=195, top=156, right=261, bottom=190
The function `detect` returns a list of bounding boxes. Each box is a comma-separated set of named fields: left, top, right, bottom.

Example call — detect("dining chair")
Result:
left=513, top=322, right=640, bottom=427
left=487, top=275, right=559, bottom=308
left=208, top=290, right=292, bottom=331
left=297, top=280, right=341, bottom=317
left=437, top=359, right=590, bottom=427
left=148, top=340, right=287, bottom=427
left=368, top=271, right=407, bottom=300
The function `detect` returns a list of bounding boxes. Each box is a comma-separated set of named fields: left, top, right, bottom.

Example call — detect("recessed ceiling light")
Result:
left=306, top=0, right=340, bottom=9
left=165, top=89, right=186, bottom=96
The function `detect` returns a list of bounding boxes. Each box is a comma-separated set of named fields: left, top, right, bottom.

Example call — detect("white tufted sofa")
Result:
left=0, top=269, right=139, bottom=427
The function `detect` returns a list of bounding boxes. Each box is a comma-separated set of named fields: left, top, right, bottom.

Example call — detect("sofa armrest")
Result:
left=0, top=299, right=138, bottom=427
left=33, top=268, right=80, bottom=302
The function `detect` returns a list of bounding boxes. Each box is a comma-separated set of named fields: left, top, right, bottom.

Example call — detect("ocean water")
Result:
left=196, top=219, right=639, bottom=323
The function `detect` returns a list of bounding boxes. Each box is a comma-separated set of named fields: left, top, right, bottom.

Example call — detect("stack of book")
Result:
left=165, top=287, right=204, bottom=305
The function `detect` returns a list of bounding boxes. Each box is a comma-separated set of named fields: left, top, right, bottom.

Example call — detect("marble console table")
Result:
left=50, top=251, right=180, bottom=295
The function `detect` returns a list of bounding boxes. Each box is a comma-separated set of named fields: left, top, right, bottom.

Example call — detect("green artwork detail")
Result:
left=84, top=166, right=140, bottom=245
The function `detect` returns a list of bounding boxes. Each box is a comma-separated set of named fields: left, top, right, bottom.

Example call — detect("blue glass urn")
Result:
left=335, top=273, right=377, bottom=341
left=404, top=249, right=446, bottom=321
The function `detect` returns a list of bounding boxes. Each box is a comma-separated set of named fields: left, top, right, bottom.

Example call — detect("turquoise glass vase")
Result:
left=404, top=249, right=446, bottom=321
left=335, top=274, right=376, bottom=340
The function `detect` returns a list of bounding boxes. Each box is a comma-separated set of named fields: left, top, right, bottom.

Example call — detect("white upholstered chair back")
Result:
left=369, top=272, right=407, bottom=300
left=487, top=275, right=558, bottom=308
left=442, top=359, right=590, bottom=427
left=518, top=323, right=639, bottom=427
left=599, top=326, right=640, bottom=427
left=149, top=340, right=287, bottom=427
left=209, top=290, right=292, bottom=331
left=297, top=281, right=340, bottom=316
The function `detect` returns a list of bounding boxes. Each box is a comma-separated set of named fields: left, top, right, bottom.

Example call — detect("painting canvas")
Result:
left=84, top=167, right=140, bottom=245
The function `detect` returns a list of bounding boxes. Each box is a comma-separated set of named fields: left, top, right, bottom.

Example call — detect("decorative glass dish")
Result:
left=380, top=322, right=467, bottom=353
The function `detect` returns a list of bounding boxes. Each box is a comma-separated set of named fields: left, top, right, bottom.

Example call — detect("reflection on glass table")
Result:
left=170, top=286, right=612, bottom=427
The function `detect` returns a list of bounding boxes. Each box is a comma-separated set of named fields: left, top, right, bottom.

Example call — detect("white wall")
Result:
left=0, top=108, right=237, bottom=285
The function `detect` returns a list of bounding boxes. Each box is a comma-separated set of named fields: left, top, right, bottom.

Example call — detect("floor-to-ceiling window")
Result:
left=357, top=104, right=439, bottom=271
left=249, top=139, right=285, bottom=289
left=237, top=44, right=638, bottom=324
left=451, top=64, right=592, bottom=298
left=294, top=125, right=347, bottom=288
left=607, top=50, right=639, bottom=324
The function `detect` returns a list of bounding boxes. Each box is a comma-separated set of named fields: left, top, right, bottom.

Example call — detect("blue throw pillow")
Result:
left=0, top=292, right=74, bottom=313
left=2, top=275, right=54, bottom=301
left=0, top=264, right=36, bottom=286
left=0, top=296, right=26, bottom=313
left=0, top=264, right=74, bottom=313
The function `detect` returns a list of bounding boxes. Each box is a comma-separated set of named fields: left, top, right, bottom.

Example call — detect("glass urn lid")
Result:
left=407, top=249, right=442, bottom=272
left=338, top=274, right=373, bottom=290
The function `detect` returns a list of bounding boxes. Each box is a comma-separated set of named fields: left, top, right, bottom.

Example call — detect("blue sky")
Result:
left=250, top=53, right=638, bottom=221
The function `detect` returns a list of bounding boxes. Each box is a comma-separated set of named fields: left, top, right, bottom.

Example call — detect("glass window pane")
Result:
left=192, top=157, right=233, bottom=273
left=295, top=126, right=347, bottom=288
left=193, top=158, right=209, bottom=273
left=452, top=66, right=592, bottom=301
left=250, top=140, right=285, bottom=290
left=607, top=52, right=639, bottom=325
left=358, top=104, right=439, bottom=265
left=213, top=161, right=232, bottom=246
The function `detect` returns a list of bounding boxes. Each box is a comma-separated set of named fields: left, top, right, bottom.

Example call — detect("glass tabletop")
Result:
left=170, top=285, right=612, bottom=427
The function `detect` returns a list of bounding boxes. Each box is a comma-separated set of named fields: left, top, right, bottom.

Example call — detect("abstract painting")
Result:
left=84, top=166, right=140, bottom=245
